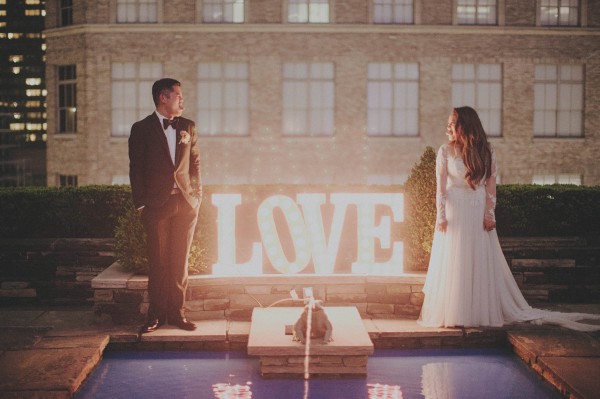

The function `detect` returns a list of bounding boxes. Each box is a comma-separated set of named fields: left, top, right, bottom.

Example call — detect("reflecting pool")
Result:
left=75, top=348, right=560, bottom=399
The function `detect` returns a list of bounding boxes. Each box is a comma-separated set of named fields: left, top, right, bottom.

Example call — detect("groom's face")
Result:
left=161, top=85, right=184, bottom=119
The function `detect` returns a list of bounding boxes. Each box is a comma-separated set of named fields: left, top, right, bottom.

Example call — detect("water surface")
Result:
left=76, top=348, right=560, bottom=399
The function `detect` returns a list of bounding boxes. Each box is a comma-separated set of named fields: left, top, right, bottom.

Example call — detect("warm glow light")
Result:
left=211, top=192, right=404, bottom=276
left=26, top=78, right=41, bottom=86
left=368, top=383, right=403, bottom=399
left=212, top=382, right=253, bottom=399
left=212, top=194, right=262, bottom=276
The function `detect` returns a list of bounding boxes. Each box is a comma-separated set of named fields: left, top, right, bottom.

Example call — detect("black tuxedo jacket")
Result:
left=128, top=113, right=202, bottom=210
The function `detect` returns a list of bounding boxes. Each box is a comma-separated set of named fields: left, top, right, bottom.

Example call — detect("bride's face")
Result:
left=446, top=113, right=457, bottom=143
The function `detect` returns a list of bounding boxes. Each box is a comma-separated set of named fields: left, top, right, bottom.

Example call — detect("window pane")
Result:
left=373, top=0, right=413, bottom=24
left=197, top=62, right=249, bottom=136
left=283, top=62, right=334, bottom=136
left=110, top=62, right=162, bottom=136
left=534, top=64, right=583, bottom=137
left=288, top=0, right=329, bottom=23
left=452, top=63, right=502, bottom=136
left=367, top=62, right=419, bottom=137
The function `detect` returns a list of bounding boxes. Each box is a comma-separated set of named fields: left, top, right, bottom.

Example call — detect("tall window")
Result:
left=59, top=0, right=73, bottom=26
left=203, top=0, right=244, bottom=23
left=534, top=64, right=583, bottom=137
left=452, top=63, right=502, bottom=137
left=117, top=0, right=157, bottom=23
left=288, top=0, right=329, bottom=23
left=282, top=63, right=334, bottom=136
left=197, top=63, right=249, bottom=136
left=111, top=62, right=162, bottom=137
left=373, top=0, right=414, bottom=24
left=456, top=0, right=497, bottom=25
left=58, top=65, right=76, bottom=133
left=540, top=0, right=579, bottom=26
left=367, top=63, right=419, bottom=137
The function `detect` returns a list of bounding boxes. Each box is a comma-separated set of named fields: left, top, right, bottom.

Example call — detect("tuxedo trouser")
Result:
left=141, top=193, right=199, bottom=322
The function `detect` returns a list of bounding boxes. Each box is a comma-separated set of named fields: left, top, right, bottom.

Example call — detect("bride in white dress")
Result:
left=418, top=106, right=600, bottom=331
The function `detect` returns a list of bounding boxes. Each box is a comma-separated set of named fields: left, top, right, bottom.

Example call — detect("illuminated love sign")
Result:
left=210, top=192, right=404, bottom=276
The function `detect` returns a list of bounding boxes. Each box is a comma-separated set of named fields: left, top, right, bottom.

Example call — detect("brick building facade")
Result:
left=44, top=0, right=600, bottom=186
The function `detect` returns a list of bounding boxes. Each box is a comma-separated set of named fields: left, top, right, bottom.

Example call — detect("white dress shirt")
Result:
left=155, top=111, right=176, bottom=165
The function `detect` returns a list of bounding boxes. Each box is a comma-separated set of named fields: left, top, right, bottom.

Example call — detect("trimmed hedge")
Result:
left=403, top=146, right=437, bottom=271
left=1, top=178, right=599, bottom=273
left=496, top=184, right=600, bottom=237
left=0, top=185, right=131, bottom=238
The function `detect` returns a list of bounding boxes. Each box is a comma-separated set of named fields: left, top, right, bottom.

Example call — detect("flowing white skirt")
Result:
left=418, top=187, right=600, bottom=331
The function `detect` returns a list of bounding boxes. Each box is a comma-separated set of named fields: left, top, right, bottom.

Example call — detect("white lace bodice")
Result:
left=435, top=143, right=497, bottom=225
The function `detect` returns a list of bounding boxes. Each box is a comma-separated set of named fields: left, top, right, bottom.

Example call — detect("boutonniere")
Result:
left=178, top=130, right=190, bottom=145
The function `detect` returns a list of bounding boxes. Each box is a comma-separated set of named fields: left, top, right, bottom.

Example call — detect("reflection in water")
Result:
left=75, top=349, right=562, bottom=399
left=421, top=363, right=452, bottom=399
left=368, top=383, right=403, bottom=399
left=212, top=382, right=253, bottom=399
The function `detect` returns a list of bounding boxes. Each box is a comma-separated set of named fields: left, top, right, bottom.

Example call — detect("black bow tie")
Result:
left=163, top=118, right=177, bottom=130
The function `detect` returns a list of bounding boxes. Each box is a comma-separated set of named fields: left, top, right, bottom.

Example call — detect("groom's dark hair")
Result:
left=152, top=78, right=181, bottom=106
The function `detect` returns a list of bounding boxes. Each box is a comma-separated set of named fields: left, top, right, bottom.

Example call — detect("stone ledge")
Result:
left=248, top=307, right=373, bottom=377
left=92, top=262, right=427, bottom=290
left=248, top=307, right=374, bottom=357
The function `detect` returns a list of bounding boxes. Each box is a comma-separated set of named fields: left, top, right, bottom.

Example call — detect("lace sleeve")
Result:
left=436, top=145, right=448, bottom=225
left=485, top=146, right=497, bottom=222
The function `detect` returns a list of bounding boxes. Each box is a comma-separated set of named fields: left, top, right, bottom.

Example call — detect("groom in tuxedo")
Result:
left=128, top=78, right=202, bottom=333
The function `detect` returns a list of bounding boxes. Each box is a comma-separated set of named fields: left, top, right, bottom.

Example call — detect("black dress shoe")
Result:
left=140, top=318, right=160, bottom=333
left=172, top=318, right=197, bottom=331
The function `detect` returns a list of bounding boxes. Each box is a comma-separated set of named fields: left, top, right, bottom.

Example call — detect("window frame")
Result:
left=196, top=62, right=250, bottom=136
left=58, top=174, right=78, bottom=187
left=539, top=0, right=580, bottom=27
left=532, top=173, right=582, bottom=185
left=533, top=64, right=584, bottom=138
left=372, top=0, right=414, bottom=25
left=455, top=0, right=498, bottom=25
left=286, top=0, right=331, bottom=24
left=201, top=0, right=245, bottom=23
left=366, top=62, right=420, bottom=137
left=110, top=61, right=163, bottom=137
left=58, top=0, right=73, bottom=26
left=116, top=0, right=158, bottom=23
left=282, top=62, right=335, bottom=137
left=451, top=63, right=503, bottom=137
left=57, top=65, right=77, bottom=134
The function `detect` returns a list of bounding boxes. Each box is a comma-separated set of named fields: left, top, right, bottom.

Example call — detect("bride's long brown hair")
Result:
left=453, top=106, right=492, bottom=190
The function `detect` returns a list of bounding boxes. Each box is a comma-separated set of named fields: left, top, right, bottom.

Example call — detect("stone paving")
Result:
left=0, top=305, right=598, bottom=398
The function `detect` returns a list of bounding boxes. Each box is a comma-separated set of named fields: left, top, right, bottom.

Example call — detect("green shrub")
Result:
left=496, top=184, right=600, bottom=236
left=114, top=207, right=148, bottom=274
left=114, top=206, right=208, bottom=275
left=401, top=147, right=600, bottom=270
left=403, top=146, right=437, bottom=271
left=0, top=185, right=131, bottom=238
left=2, top=182, right=599, bottom=275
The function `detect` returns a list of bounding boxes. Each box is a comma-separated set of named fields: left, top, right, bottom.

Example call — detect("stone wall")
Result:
left=1, top=236, right=597, bottom=318
left=92, top=237, right=600, bottom=324
left=92, top=265, right=426, bottom=324
left=0, top=239, right=115, bottom=306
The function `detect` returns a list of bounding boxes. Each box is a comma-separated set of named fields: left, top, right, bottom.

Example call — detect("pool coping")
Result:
left=0, top=308, right=599, bottom=398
